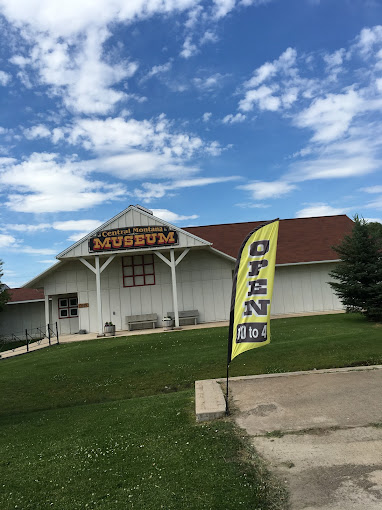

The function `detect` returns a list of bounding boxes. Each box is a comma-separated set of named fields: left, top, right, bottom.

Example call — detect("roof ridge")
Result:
left=184, top=214, right=350, bottom=229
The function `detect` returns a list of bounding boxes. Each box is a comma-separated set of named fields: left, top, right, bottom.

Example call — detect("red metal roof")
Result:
left=184, top=215, right=354, bottom=265
left=8, top=288, right=45, bottom=303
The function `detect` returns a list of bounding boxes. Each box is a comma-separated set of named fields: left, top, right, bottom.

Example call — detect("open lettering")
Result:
left=243, top=239, right=270, bottom=317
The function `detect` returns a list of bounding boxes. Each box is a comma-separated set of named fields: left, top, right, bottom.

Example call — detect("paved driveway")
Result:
left=229, top=366, right=382, bottom=510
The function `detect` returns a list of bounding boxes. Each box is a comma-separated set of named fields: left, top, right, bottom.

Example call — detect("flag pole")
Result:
left=225, top=362, right=230, bottom=415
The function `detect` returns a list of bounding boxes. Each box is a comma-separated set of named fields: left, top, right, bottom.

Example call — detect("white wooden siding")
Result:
left=32, top=249, right=344, bottom=334
left=0, top=301, right=47, bottom=337
left=272, top=263, right=343, bottom=315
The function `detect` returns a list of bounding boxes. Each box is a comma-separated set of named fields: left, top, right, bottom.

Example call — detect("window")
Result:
left=59, top=297, right=78, bottom=319
left=122, top=254, right=155, bottom=287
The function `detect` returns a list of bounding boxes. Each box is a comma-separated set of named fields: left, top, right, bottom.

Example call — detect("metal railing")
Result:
left=0, top=322, right=59, bottom=354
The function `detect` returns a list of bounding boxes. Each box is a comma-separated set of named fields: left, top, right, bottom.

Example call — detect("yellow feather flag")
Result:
left=227, top=219, right=279, bottom=364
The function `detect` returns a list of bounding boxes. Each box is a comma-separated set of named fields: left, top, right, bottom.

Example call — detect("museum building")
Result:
left=1, top=205, right=354, bottom=337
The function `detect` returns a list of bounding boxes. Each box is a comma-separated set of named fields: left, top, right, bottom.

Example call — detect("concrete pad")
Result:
left=229, top=367, right=382, bottom=435
left=195, top=379, right=226, bottom=422
left=227, top=366, right=382, bottom=509
left=253, top=427, right=382, bottom=510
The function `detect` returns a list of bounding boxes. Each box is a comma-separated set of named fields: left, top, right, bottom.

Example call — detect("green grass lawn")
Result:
left=0, top=313, right=380, bottom=509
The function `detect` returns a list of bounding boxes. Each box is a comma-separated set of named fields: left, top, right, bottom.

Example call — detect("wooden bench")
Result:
left=126, top=313, right=158, bottom=331
left=167, top=310, right=199, bottom=326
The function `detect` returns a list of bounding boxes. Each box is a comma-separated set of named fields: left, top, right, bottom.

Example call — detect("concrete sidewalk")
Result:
left=0, top=336, right=55, bottom=360
left=0, top=320, right=229, bottom=359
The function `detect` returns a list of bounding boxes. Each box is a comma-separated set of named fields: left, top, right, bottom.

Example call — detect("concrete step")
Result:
left=195, top=379, right=226, bottom=422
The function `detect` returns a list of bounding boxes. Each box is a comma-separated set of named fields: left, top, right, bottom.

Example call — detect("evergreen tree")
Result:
left=367, top=221, right=382, bottom=249
left=0, top=260, right=9, bottom=312
left=329, top=216, right=382, bottom=322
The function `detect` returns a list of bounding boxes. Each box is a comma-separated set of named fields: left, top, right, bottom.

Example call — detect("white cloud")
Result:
left=38, top=259, right=57, bottom=264
left=0, top=70, right=11, bottom=85
left=361, top=185, right=382, bottom=193
left=69, top=117, right=155, bottom=152
left=294, top=89, right=364, bottom=143
left=24, top=124, right=51, bottom=139
left=134, top=176, right=239, bottom=201
left=202, top=112, right=212, bottom=122
left=200, top=30, right=218, bottom=45
left=180, top=36, right=198, bottom=59
left=213, top=0, right=236, bottom=18
left=32, top=29, right=138, bottom=115
left=0, top=152, right=127, bottom=213
left=143, top=61, right=172, bottom=81
left=6, top=223, right=50, bottom=232
left=238, top=180, right=297, bottom=200
left=18, top=246, right=57, bottom=255
left=151, top=209, right=198, bottom=223
left=0, top=157, right=16, bottom=165
left=281, top=87, right=299, bottom=108
left=234, top=25, right=382, bottom=199
left=222, top=113, right=246, bottom=123
left=67, top=232, right=91, bottom=242
left=323, top=48, right=345, bottom=68
left=0, top=234, right=16, bottom=247
left=235, top=201, right=271, bottom=209
left=10, top=29, right=137, bottom=114
left=205, top=140, right=224, bottom=156
left=54, top=115, right=225, bottom=181
left=0, top=1, right=199, bottom=37
left=212, top=0, right=271, bottom=18
left=353, top=25, right=382, bottom=55
left=67, top=116, right=207, bottom=160
left=290, top=155, right=380, bottom=181
left=364, top=217, right=382, bottom=223
left=244, top=62, right=277, bottom=89
left=53, top=220, right=103, bottom=232
left=88, top=152, right=199, bottom=180
left=239, top=85, right=281, bottom=112
left=364, top=195, right=382, bottom=210
left=184, top=5, right=203, bottom=29
left=288, top=130, right=382, bottom=182
left=244, top=48, right=297, bottom=90
left=295, top=203, right=348, bottom=218
left=194, top=73, right=226, bottom=90
left=1, top=0, right=272, bottom=113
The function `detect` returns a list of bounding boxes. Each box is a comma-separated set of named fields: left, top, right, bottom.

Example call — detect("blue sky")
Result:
left=0, top=0, right=382, bottom=287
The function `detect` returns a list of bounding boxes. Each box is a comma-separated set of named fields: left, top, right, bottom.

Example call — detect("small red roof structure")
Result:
left=8, top=288, right=45, bottom=303
left=184, top=215, right=354, bottom=264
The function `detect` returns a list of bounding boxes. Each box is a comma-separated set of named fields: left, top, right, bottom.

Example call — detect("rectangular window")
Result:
left=58, top=297, right=78, bottom=319
left=122, top=254, right=155, bottom=287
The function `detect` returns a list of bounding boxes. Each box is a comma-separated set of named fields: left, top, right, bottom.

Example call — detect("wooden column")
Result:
left=79, top=255, right=116, bottom=336
left=95, top=256, right=103, bottom=336
left=169, top=249, right=179, bottom=328
left=155, top=248, right=190, bottom=329
left=44, top=294, right=50, bottom=335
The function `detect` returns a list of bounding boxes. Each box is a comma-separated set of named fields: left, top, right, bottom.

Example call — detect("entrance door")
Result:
left=58, top=295, right=79, bottom=334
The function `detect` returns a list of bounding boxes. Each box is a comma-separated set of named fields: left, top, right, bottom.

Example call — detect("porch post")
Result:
left=44, top=294, right=50, bottom=335
left=170, top=249, right=180, bottom=328
left=95, top=256, right=104, bottom=336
